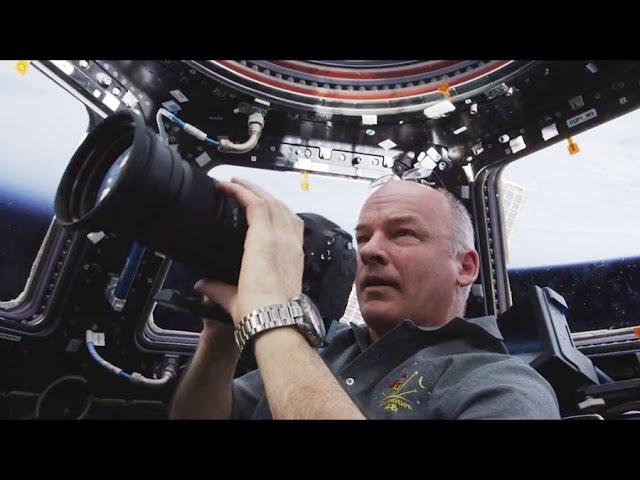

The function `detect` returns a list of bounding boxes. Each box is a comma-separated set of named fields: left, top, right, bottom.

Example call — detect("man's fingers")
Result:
left=218, top=180, right=271, bottom=226
left=230, top=178, right=293, bottom=227
left=230, top=177, right=276, bottom=202
left=194, top=279, right=238, bottom=315
left=220, top=178, right=298, bottom=241
left=217, top=180, right=262, bottom=208
left=229, top=178, right=302, bottom=239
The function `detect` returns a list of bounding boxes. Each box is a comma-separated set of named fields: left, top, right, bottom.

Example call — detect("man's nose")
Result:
left=358, top=232, right=389, bottom=266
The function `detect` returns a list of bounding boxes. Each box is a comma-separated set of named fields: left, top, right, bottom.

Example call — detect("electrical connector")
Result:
left=218, top=107, right=266, bottom=154
left=86, top=329, right=177, bottom=387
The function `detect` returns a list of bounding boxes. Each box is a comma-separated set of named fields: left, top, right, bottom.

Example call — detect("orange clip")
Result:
left=301, top=171, right=310, bottom=191
left=437, top=83, right=451, bottom=98
left=16, top=60, right=29, bottom=76
left=567, top=136, right=580, bottom=155
left=633, top=327, right=640, bottom=339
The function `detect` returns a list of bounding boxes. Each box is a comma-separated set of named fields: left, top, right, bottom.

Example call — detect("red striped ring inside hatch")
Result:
left=213, top=60, right=511, bottom=102
left=267, top=60, right=462, bottom=80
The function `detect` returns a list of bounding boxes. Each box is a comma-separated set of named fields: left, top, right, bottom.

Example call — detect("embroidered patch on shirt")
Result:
left=377, top=370, right=429, bottom=413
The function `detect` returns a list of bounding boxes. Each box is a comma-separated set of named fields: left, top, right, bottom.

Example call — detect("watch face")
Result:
left=298, top=294, right=326, bottom=341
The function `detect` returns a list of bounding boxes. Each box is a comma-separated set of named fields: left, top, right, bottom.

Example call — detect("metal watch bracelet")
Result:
left=234, top=301, right=304, bottom=353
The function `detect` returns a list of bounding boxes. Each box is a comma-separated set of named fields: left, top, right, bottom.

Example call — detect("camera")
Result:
left=54, top=111, right=357, bottom=321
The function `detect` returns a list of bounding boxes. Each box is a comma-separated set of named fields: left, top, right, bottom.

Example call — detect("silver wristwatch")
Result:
left=234, top=293, right=326, bottom=354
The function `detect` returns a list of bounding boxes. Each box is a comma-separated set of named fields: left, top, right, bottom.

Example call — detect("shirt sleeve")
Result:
left=230, top=369, right=265, bottom=420
left=452, top=357, right=561, bottom=420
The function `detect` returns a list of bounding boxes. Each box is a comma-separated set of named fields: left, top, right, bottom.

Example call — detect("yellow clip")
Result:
left=16, top=60, right=29, bottom=76
left=301, top=171, right=310, bottom=191
left=567, top=136, right=580, bottom=155
left=437, top=82, right=451, bottom=98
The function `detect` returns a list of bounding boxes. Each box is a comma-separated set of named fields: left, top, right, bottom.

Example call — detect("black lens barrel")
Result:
left=56, top=111, right=248, bottom=284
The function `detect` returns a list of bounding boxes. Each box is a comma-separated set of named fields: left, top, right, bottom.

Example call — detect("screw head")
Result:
left=99, top=74, right=112, bottom=86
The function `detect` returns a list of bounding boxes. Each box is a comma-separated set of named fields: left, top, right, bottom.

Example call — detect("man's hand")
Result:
left=173, top=177, right=304, bottom=420
left=194, top=177, right=364, bottom=419
left=169, top=293, right=239, bottom=420
left=194, top=177, right=305, bottom=327
left=195, top=290, right=236, bottom=343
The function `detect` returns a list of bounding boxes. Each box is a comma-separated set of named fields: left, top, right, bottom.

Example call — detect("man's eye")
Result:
left=394, top=229, right=421, bottom=241
left=356, top=236, right=368, bottom=245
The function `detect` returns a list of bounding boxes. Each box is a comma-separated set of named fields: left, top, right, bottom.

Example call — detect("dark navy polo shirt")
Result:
left=231, top=316, right=560, bottom=419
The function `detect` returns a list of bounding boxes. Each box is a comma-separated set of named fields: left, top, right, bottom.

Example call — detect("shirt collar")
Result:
left=348, top=315, right=504, bottom=352
left=350, top=322, right=373, bottom=352
left=416, top=315, right=504, bottom=342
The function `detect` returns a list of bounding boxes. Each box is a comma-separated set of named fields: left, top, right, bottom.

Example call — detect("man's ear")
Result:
left=456, top=249, right=479, bottom=288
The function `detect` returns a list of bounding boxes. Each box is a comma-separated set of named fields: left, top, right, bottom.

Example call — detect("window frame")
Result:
left=0, top=82, right=102, bottom=335
left=489, top=146, right=640, bottom=355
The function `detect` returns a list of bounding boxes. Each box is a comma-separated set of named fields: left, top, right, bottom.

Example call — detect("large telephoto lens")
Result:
left=55, top=111, right=249, bottom=284
left=54, top=111, right=357, bottom=320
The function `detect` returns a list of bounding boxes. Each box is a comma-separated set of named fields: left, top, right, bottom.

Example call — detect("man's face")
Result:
left=354, top=182, right=461, bottom=338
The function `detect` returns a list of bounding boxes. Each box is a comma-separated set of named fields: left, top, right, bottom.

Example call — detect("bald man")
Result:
left=170, top=178, right=560, bottom=419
